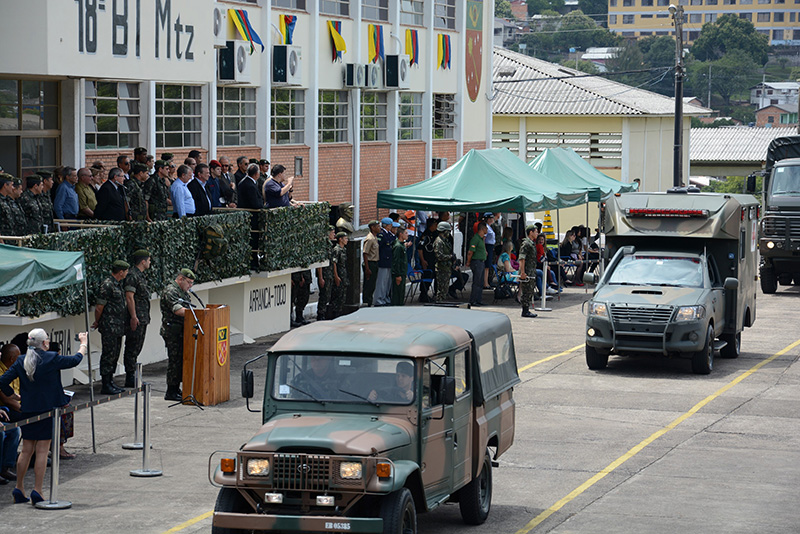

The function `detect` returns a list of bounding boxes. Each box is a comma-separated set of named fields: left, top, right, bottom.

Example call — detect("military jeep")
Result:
left=210, top=307, right=519, bottom=534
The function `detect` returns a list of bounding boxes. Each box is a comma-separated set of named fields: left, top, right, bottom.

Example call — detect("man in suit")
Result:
left=94, top=167, right=128, bottom=221
left=238, top=164, right=263, bottom=269
left=187, top=163, right=212, bottom=216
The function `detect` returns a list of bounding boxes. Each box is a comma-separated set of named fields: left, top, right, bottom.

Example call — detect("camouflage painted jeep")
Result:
left=210, top=307, right=519, bottom=534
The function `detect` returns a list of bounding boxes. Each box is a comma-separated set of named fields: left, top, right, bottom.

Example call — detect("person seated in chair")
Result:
left=291, top=356, right=340, bottom=400
left=368, top=362, right=415, bottom=403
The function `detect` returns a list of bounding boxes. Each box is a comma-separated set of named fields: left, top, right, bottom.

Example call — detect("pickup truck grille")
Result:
left=762, top=215, right=800, bottom=240
left=273, top=454, right=331, bottom=491
left=610, top=305, right=673, bottom=324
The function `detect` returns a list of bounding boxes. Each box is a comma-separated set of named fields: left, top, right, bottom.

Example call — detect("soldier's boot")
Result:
left=101, top=375, right=123, bottom=395
left=164, top=386, right=182, bottom=402
left=521, top=306, right=538, bottom=318
left=124, top=372, right=136, bottom=388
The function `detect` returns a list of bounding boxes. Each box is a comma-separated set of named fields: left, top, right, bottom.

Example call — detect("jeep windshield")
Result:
left=771, top=165, right=800, bottom=196
left=271, top=354, right=416, bottom=405
left=607, top=255, right=703, bottom=287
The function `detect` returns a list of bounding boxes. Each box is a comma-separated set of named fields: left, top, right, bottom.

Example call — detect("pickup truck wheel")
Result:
left=380, top=488, right=416, bottom=534
left=760, top=267, right=777, bottom=294
left=212, top=488, right=254, bottom=534
left=586, top=344, right=609, bottom=370
left=720, top=331, right=741, bottom=359
left=691, top=325, right=714, bottom=375
left=459, top=449, right=493, bottom=525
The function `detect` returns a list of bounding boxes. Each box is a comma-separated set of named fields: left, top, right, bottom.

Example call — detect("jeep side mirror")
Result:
left=583, top=272, right=596, bottom=285
left=723, top=277, right=739, bottom=291
left=242, top=369, right=254, bottom=399
left=745, top=174, right=756, bottom=194
left=442, top=377, right=456, bottom=405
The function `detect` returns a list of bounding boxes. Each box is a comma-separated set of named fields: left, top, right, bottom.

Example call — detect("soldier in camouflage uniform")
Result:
left=160, top=268, right=195, bottom=401
left=517, top=226, right=539, bottom=318
left=144, top=160, right=171, bottom=221
left=123, top=250, right=152, bottom=387
left=36, top=171, right=55, bottom=232
left=315, top=226, right=336, bottom=321
left=433, top=221, right=454, bottom=302
left=126, top=163, right=151, bottom=221
left=291, top=270, right=312, bottom=327
left=93, top=260, right=130, bottom=394
left=0, top=174, right=27, bottom=241
left=19, top=175, right=45, bottom=234
left=328, top=232, right=349, bottom=319
left=291, top=356, right=341, bottom=400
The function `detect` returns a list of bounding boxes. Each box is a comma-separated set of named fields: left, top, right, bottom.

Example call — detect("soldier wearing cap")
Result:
left=35, top=171, right=55, bottom=232
left=328, top=232, right=349, bottom=319
left=315, top=226, right=336, bottom=321
left=123, top=250, right=152, bottom=387
left=126, top=163, right=150, bottom=221
left=19, top=175, right=44, bottom=234
left=517, top=226, right=540, bottom=318
left=362, top=220, right=380, bottom=306
left=93, top=260, right=130, bottom=394
left=160, top=268, right=196, bottom=401
left=434, top=221, right=454, bottom=302
left=144, top=160, right=171, bottom=220
left=257, top=159, right=270, bottom=200
left=0, top=174, right=27, bottom=242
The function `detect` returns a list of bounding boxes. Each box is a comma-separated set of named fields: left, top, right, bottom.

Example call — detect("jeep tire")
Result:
left=586, top=344, right=609, bottom=370
left=459, top=448, right=493, bottom=525
left=212, top=488, right=253, bottom=534
left=380, top=487, right=416, bottom=534
left=691, top=324, right=714, bottom=375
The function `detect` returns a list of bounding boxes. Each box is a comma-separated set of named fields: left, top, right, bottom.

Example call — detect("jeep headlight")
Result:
left=589, top=301, right=608, bottom=318
left=675, top=306, right=705, bottom=322
left=246, top=458, right=270, bottom=476
left=339, top=462, right=362, bottom=479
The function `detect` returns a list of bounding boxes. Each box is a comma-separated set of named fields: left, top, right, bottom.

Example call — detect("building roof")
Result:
left=756, top=102, right=798, bottom=114
left=690, top=126, right=797, bottom=163
left=750, top=82, right=800, bottom=91
left=493, top=47, right=710, bottom=117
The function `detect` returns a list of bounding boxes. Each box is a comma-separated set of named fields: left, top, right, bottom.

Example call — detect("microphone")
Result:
left=189, top=289, right=205, bottom=308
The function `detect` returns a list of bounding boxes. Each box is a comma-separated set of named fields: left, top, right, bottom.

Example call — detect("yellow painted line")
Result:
left=162, top=510, right=213, bottom=533
left=518, top=344, right=584, bottom=374
left=515, top=338, right=800, bottom=534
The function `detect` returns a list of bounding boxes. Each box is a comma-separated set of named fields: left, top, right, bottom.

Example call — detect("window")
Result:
left=739, top=0, right=751, bottom=3
left=398, top=93, right=423, bottom=140
left=642, top=13, right=653, bottom=18
left=319, top=90, right=348, bottom=143
left=740, top=12, right=752, bottom=19
left=217, top=87, right=256, bottom=147
left=623, top=0, right=633, bottom=6
left=688, top=30, right=700, bottom=40
left=641, top=0, right=653, bottom=5
left=609, top=0, right=617, bottom=6
left=768, top=116, right=775, bottom=124
left=623, top=14, right=635, bottom=23
left=657, top=13, right=669, bottom=17
left=609, top=14, right=617, bottom=24
left=706, top=0, right=717, bottom=4
left=757, top=11, right=770, bottom=21
left=690, top=0, right=702, bottom=4
left=657, top=0, right=669, bottom=6
left=795, top=29, right=800, bottom=39
left=434, top=0, right=456, bottom=30
left=400, top=0, right=424, bottom=25
left=791, top=12, right=797, bottom=21
left=689, top=13, right=702, bottom=22
left=757, top=29, right=769, bottom=36
left=723, top=0, right=735, bottom=4
left=362, top=0, right=388, bottom=21
left=454, top=351, right=469, bottom=398
left=705, top=13, right=718, bottom=22
left=85, top=81, right=139, bottom=149
left=271, top=89, right=305, bottom=145
left=757, top=0, right=770, bottom=3
left=320, top=0, right=349, bottom=16
left=773, top=29, right=784, bottom=39
left=155, top=84, right=201, bottom=148
left=433, top=93, right=455, bottom=139
left=774, top=12, right=784, bottom=21
left=360, top=92, right=387, bottom=142
left=781, top=112, right=797, bottom=124
left=272, top=0, right=306, bottom=8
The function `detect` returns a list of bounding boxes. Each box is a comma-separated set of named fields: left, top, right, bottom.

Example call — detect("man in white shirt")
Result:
left=170, top=165, right=195, bottom=218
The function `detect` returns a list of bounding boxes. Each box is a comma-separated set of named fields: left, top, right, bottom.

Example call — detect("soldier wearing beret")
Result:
left=126, top=163, right=151, bottom=221
left=93, top=260, right=130, bottom=394
left=160, top=268, right=195, bottom=401
left=143, top=160, right=171, bottom=221
left=315, top=226, right=336, bottom=321
left=19, top=176, right=45, bottom=234
left=328, top=232, right=349, bottom=319
left=123, top=250, right=152, bottom=387
left=257, top=159, right=270, bottom=201
left=35, top=171, right=55, bottom=232
left=0, top=174, right=27, bottom=242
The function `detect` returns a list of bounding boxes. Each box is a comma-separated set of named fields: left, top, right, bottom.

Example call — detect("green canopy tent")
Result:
left=529, top=147, right=638, bottom=201
left=0, top=244, right=97, bottom=452
left=377, top=148, right=589, bottom=212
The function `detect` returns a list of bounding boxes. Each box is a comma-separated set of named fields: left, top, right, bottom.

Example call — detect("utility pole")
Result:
left=707, top=63, right=711, bottom=109
left=669, top=4, right=685, bottom=188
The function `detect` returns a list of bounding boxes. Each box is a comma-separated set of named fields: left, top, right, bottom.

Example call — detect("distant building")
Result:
left=581, top=47, right=623, bottom=72
left=494, top=17, right=518, bottom=47
left=683, top=96, right=703, bottom=108
left=750, top=82, right=800, bottom=108
left=691, top=126, right=797, bottom=177
left=510, top=0, right=528, bottom=20
left=755, top=103, right=799, bottom=128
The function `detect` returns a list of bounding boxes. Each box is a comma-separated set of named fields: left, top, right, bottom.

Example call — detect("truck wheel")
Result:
left=212, top=488, right=252, bottom=534
left=794, top=275, right=800, bottom=286
left=380, top=488, right=416, bottom=534
left=760, top=268, right=777, bottom=294
left=459, top=449, right=493, bottom=525
left=778, top=273, right=793, bottom=286
left=586, top=344, right=609, bottom=370
left=720, top=331, right=741, bottom=359
left=691, top=325, right=714, bottom=375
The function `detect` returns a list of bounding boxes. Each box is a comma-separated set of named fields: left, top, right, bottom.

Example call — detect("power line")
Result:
left=494, top=66, right=674, bottom=84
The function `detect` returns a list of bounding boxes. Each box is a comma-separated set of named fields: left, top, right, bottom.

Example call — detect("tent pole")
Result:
left=83, top=278, right=96, bottom=454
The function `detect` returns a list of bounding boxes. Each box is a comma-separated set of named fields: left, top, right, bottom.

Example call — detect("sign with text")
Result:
left=242, top=274, right=291, bottom=337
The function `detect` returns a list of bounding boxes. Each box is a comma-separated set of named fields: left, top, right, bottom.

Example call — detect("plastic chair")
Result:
left=406, top=268, right=434, bottom=303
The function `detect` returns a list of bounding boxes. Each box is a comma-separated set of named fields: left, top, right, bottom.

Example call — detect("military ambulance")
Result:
left=583, top=189, right=758, bottom=374
left=209, top=307, right=519, bottom=534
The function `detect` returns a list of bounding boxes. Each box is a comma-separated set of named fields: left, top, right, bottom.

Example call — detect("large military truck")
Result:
left=209, top=307, right=519, bottom=534
left=755, top=136, right=800, bottom=294
left=583, top=190, right=758, bottom=374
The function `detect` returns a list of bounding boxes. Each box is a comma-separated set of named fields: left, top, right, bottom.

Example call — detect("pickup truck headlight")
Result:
left=339, top=462, right=362, bottom=479
left=675, top=306, right=705, bottom=322
left=246, top=458, right=270, bottom=476
left=588, top=301, right=608, bottom=318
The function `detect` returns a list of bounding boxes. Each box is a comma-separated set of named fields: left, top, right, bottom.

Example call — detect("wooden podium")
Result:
left=182, top=304, right=230, bottom=406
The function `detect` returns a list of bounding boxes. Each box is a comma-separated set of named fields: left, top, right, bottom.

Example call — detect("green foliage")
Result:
left=690, top=14, right=769, bottom=66
left=687, top=50, right=759, bottom=106
left=691, top=117, right=737, bottom=128
left=554, top=11, right=620, bottom=51
left=257, top=203, right=330, bottom=272
left=701, top=175, right=762, bottom=197
left=559, top=59, right=600, bottom=74
left=528, top=0, right=565, bottom=15
left=578, top=0, right=607, bottom=26
left=606, top=42, right=646, bottom=87
left=638, top=36, right=677, bottom=96
left=496, top=0, right=514, bottom=19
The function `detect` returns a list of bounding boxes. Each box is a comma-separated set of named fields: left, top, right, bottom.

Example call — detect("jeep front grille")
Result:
left=272, top=454, right=331, bottom=491
left=610, top=305, right=673, bottom=324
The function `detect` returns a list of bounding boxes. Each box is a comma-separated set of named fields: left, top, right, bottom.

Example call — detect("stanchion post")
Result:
left=36, top=407, right=72, bottom=509
left=130, top=383, right=162, bottom=477
left=122, top=363, right=144, bottom=450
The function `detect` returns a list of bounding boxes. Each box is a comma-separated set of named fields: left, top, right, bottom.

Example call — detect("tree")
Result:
left=638, top=36, right=677, bottom=96
left=606, top=42, right=646, bottom=87
left=687, top=50, right=759, bottom=106
left=577, top=0, right=608, bottom=27
left=701, top=175, right=762, bottom=195
left=552, top=10, right=620, bottom=51
left=496, top=0, right=514, bottom=19
left=528, top=0, right=566, bottom=16
left=560, top=59, right=600, bottom=74
left=691, top=14, right=769, bottom=66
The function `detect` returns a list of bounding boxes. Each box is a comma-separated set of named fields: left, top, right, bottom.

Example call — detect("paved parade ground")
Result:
left=2, top=286, right=799, bottom=534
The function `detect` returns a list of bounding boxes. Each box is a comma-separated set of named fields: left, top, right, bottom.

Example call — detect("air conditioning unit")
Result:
left=273, top=45, right=303, bottom=85
left=218, top=41, right=251, bottom=83
left=212, top=4, right=229, bottom=48
left=343, top=63, right=365, bottom=88
left=384, top=54, right=410, bottom=89
left=364, top=63, right=382, bottom=89
left=432, top=158, right=448, bottom=172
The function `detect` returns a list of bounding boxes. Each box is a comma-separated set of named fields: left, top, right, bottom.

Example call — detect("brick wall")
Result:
left=397, top=141, right=427, bottom=187
left=318, top=144, right=353, bottom=209
left=359, top=143, right=391, bottom=221
left=432, top=140, right=458, bottom=175
left=462, top=140, right=488, bottom=156
left=271, top=145, right=311, bottom=201
left=85, top=147, right=228, bottom=169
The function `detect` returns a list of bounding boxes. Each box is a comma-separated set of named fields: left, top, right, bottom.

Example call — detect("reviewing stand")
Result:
left=175, top=304, right=231, bottom=408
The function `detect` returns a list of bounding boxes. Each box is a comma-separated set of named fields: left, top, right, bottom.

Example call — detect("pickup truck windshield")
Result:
left=607, top=255, right=703, bottom=287
left=771, top=165, right=800, bottom=196
left=271, top=354, right=416, bottom=405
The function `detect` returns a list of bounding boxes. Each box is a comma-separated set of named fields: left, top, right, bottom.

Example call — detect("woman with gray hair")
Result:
left=0, top=328, right=87, bottom=504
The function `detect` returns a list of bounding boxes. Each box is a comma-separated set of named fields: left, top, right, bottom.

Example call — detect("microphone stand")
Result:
left=170, top=302, right=205, bottom=410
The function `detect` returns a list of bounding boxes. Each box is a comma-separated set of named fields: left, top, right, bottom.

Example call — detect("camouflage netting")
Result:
left=256, top=203, right=330, bottom=272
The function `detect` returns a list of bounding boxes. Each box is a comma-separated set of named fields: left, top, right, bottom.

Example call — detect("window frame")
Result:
left=433, top=93, right=455, bottom=140
left=398, top=92, right=423, bottom=141
left=400, top=0, right=424, bottom=26
left=155, top=83, right=202, bottom=149
left=360, top=91, right=388, bottom=142
left=362, top=0, right=389, bottom=21
left=319, top=0, right=349, bottom=16
left=217, top=86, right=257, bottom=147
left=318, top=90, right=349, bottom=144
left=434, top=0, right=456, bottom=30
left=85, top=80, right=139, bottom=150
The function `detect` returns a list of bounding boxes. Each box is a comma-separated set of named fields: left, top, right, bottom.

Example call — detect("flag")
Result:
left=229, top=9, right=264, bottom=54
left=437, top=34, right=451, bottom=70
left=328, top=20, right=347, bottom=62
left=279, top=15, right=296, bottom=45
left=368, top=24, right=385, bottom=63
left=405, top=29, right=419, bottom=66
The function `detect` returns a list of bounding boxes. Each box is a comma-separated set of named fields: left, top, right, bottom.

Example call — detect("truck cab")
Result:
left=210, top=307, right=519, bottom=534
left=758, top=153, right=800, bottom=293
left=584, top=190, right=758, bottom=374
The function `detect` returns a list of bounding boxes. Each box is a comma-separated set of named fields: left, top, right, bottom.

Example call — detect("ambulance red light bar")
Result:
left=625, top=208, right=709, bottom=218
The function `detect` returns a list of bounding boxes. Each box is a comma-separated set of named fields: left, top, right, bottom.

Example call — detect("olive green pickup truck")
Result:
left=210, top=307, right=519, bottom=534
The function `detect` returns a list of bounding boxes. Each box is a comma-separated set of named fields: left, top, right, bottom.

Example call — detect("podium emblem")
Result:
left=217, top=326, right=229, bottom=366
